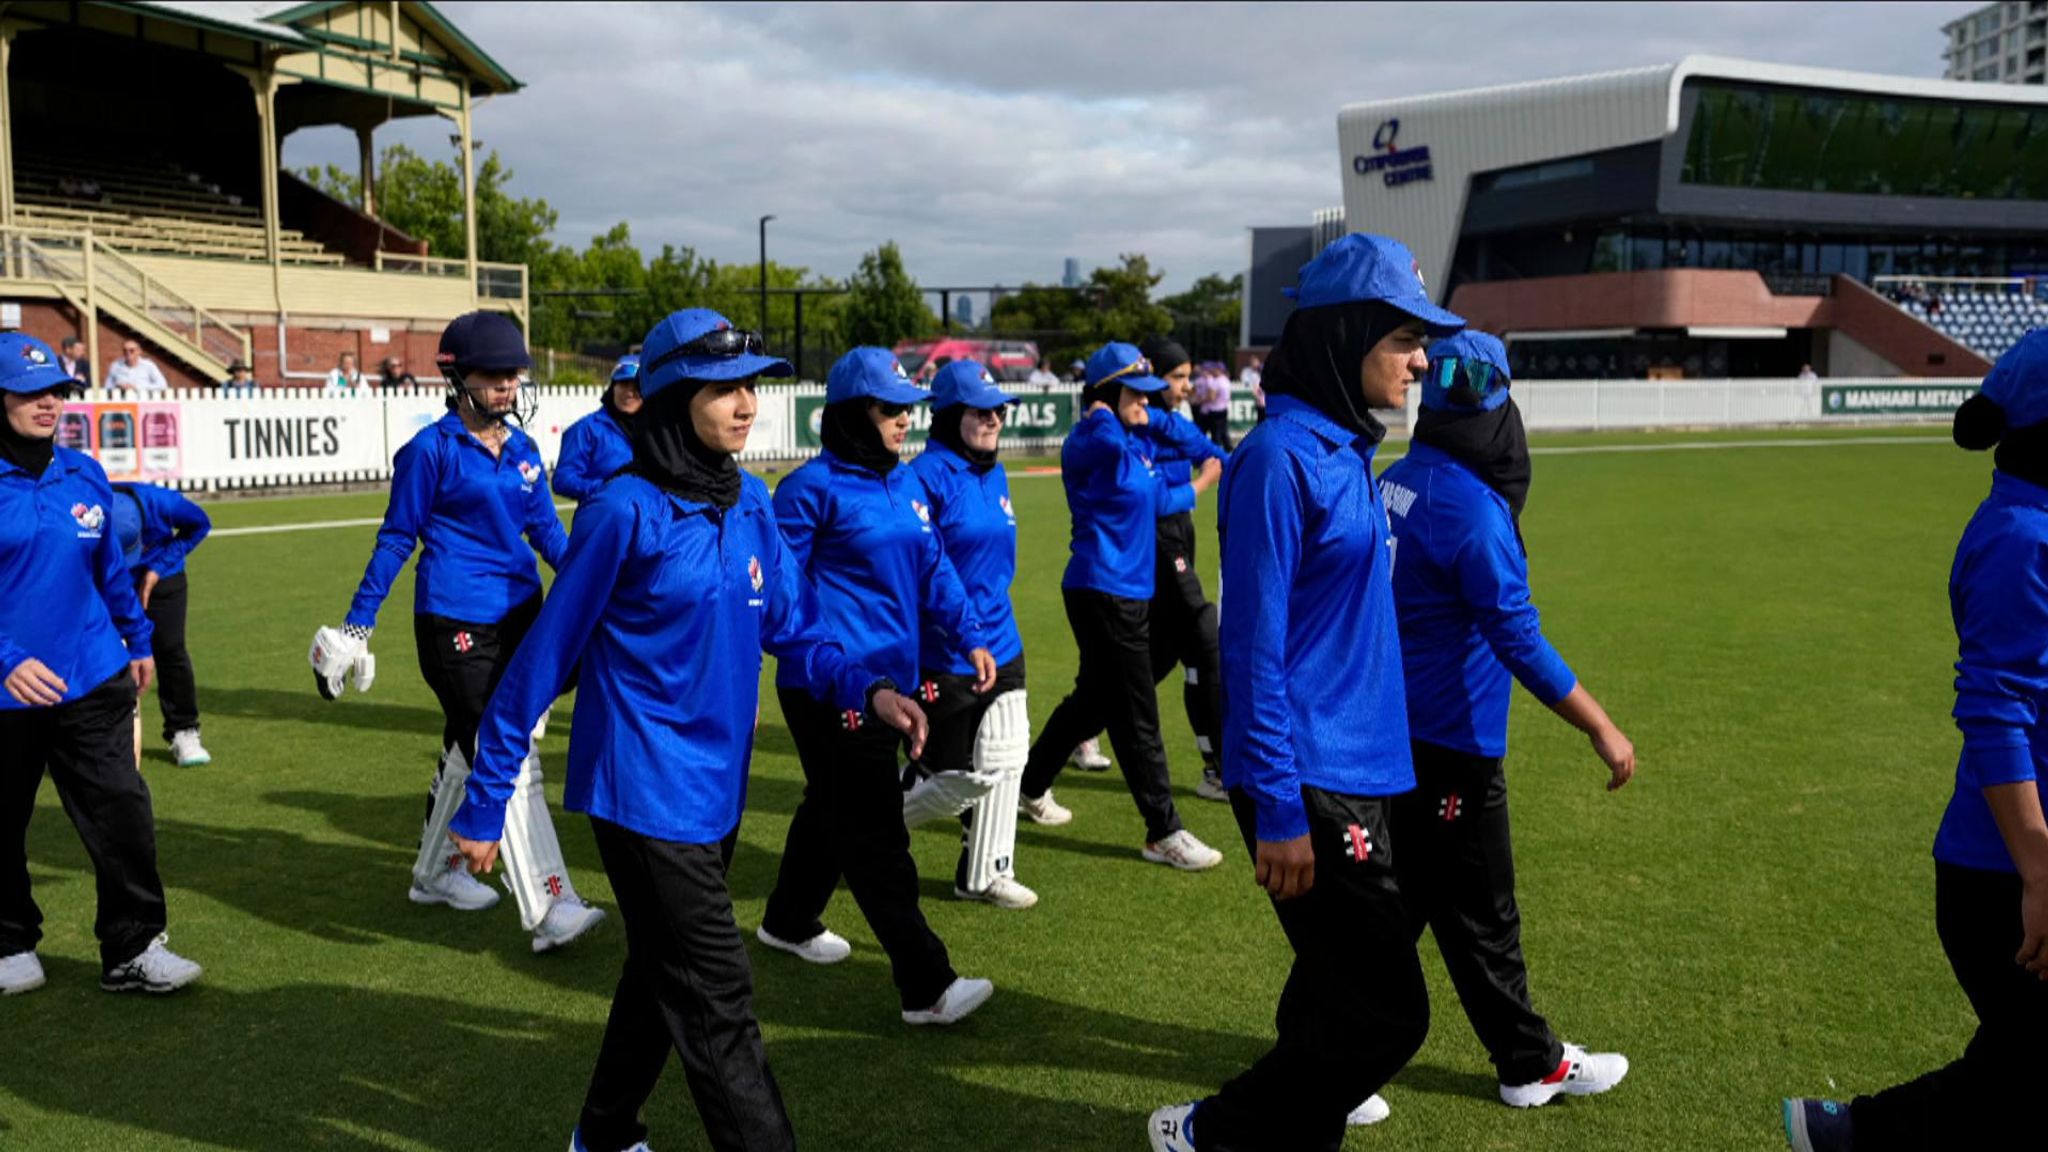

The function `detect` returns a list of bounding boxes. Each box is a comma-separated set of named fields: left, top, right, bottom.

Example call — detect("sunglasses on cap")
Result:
left=644, top=327, right=767, bottom=376
left=1095, top=357, right=1154, bottom=387
left=1431, top=357, right=1503, bottom=407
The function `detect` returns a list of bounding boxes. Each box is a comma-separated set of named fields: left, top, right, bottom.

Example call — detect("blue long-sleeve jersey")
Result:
left=772, top=449, right=989, bottom=695
left=1218, top=394, right=1413, bottom=842
left=112, top=482, right=211, bottom=578
left=1062, top=407, right=1187, bottom=599
left=0, top=448, right=153, bottom=708
left=1935, top=470, right=2048, bottom=873
left=1379, top=443, right=1577, bottom=758
left=552, top=407, right=634, bottom=502
left=1143, top=408, right=1225, bottom=494
left=910, top=440, right=1024, bottom=676
left=346, top=411, right=569, bottom=629
left=451, top=473, right=881, bottom=845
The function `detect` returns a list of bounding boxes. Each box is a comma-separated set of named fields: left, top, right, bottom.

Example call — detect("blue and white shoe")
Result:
left=1783, top=1098, right=1853, bottom=1152
left=1147, top=1102, right=1199, bottom=1152
left=569, top=1129, right=653, bottom=1152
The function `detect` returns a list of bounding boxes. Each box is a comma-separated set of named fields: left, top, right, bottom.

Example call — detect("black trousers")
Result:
left=1196, top=409, right=1233, bottom=450
left=1021, top=588, right=1183, bottom=843
left=1194, top=787, right=1430, bottom=1152
left=139, top=572, right=199, bottom=739
left=1848, top=862, right=2048, bottom=1151
left=1392, top=740, right=1563, bottom=1085
left=915, top=656, right=1028, bottom=889
left=578, top=818, right=795, bottom=1152
left=0, top=673, right=168, bottom=970
left=762, top=687, right=957, bottom=1011
left=1148, top=513, right=1222, bottom=769
left=412, top=595, right=541, bottom=761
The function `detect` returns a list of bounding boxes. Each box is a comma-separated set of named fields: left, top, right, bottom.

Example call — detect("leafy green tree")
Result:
left=1090, top=254, right=1175, bottom=346
left=841, top=242, right=935, bottom=348
left=1161, top=272, right=1244, bottom=363
left=299, top=145, right=556, bottom=265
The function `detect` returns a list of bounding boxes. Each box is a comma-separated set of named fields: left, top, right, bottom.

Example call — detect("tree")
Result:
left=300, top=145, right=557, bottom=265
left=841, top=242, right=935, bottom=348
left=1090, top=254, right=1175, bottom=346
left=1161, top=272, right=1244, bottom=363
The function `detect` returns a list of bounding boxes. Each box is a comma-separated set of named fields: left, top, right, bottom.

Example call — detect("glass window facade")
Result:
left=1681, top=81, right=2048, bottom=198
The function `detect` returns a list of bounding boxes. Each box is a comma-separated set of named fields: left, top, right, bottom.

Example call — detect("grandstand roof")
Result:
left=109, top=1, right=521, bottom=94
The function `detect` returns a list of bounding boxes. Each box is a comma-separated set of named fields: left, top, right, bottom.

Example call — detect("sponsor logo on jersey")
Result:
left=911, top=498, right=931, bottom=524
left=748, top=555, right=764, bottom=593
left=517, top=460, right=541, bottom=491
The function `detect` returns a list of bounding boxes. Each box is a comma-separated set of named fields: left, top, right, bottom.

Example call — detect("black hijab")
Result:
left=0, top=414, right=56, bottom=478
left=1259, top=300, right=1412, bottom=444
left=1414, top=397, right=1533, bottom=520
left=928, top=405, right=996, bottom=470
left=820, top=397, right=902, bottom=476
left=630, top=379, right=741, bottom=509
left=1958, top=392, right=2048, bottom=490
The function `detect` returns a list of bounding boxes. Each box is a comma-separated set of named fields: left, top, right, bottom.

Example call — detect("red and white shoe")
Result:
left=1500, top=1043, right=1629, bottom=1108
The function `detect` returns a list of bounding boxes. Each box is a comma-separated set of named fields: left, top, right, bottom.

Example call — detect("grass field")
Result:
left=0, top=424, right=1988, bottom=1151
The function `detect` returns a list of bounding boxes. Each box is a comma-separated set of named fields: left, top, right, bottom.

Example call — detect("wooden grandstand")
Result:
left=0, top=2, right=526, bottom=387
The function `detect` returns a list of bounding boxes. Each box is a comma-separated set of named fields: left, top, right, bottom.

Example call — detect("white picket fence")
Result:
left=63, top=376, right=1975, bottom=492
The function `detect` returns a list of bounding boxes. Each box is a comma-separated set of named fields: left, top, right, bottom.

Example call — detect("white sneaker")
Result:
left=100, top=933, right=202, bottom=993
left=169, top=728, right=211, bottom=767
left=1142, top=829, right=1223, bottom=871
left=756, top=924, right=851, bottom=965
left=568, top=1129, right=650, bottom=1152
left=0, top=950, right=46, bottom=996
left=1147, top=1103, right=1199, bottom=1152
left=1499, top=1043, right=1630, bottom=1108
left=409, top=865, right=501, bottom=911
left=1195, top=767, right=1228, bottom=802
left=1019, top=790, right=1072, bottom=826
left=1347, top=1093, right=1391, bottom=1126
left=1070, top=739, right=1112, bottom=771
left=532, top=898, right=605, bottom=954
left=902, top=976, right=993, bottom=1025
left=955, top=875, right=1039, bottom=910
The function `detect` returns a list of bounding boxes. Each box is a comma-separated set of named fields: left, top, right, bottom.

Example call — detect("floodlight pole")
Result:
left=758, top=215, right=775, bottom=336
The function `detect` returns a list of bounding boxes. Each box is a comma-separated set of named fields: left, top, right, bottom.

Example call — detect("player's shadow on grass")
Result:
left=1387, top=1060, right=1510, bottom=1103
left=4, top=969, right=610, bottom=1150
left=198, top=684, right=446, bottom=738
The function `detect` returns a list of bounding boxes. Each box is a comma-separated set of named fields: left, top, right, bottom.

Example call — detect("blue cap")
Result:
left=0, top=333, right=80, bottom=394
left=1084, top=342, right=1168, bottom=393
left=1421, top=330, right=1512, bottom=413
left=826, top=347, right=931, bottom=406
left=437, top=311, right=532, bottom=375
left=112, top=490, right=143, bottom=569
left=638, top=309, right=793, bottom=398
left=1980, top=328, right=2048, bottom=433
left=929, top=359, right=1019, bottom=410
left=1285, top=233, right=1466, bottom=337
left=610, top=355, right=641, bottom=385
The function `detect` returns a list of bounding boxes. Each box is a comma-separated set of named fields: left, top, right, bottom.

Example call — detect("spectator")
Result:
left=324, top=352, right=364, bottom=396
left=220, top=360, right=257, bottom=395
left=1027, top=357, right=1060, bottom=387
left=378, top=356, right=418, bottom=389
left=57, top=338, right=91, bottom=388
left=1193, top=360, right=1233, bottom=449
left=1067, top=359, right=1087, bottom=384
left=1797, top=364, right=1819, bottom=382
left=105, top=342, right=168, bottom=394
left=1241, top=354, right=1265, bottom=422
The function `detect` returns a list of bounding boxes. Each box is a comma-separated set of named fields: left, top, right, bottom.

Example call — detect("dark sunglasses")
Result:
left=873, top=400, right=913, bottom=418
left=643, top=327, right=767, bottom=376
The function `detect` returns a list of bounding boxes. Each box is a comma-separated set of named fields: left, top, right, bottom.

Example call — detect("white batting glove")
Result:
left=310, top=624, right=373, bottom=700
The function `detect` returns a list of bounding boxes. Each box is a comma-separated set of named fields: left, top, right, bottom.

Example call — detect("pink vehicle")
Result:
left=892, top=338, right=1043, bottom=384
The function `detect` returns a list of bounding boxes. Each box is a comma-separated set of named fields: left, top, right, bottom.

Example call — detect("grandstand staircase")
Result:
left=1, top=226, right=251, bottom=378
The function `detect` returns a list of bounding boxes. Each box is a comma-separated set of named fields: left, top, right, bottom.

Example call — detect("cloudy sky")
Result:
left=282, top=1, right=1981, bottom=294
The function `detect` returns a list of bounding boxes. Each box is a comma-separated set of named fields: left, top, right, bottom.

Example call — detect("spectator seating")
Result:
left=1890, top=286, right=2048, bottom=363
left=13, top=154, right=344, bottom=267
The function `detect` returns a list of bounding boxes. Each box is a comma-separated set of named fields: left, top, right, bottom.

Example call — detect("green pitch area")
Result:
left=1, top=425, right=1985, bottom=1150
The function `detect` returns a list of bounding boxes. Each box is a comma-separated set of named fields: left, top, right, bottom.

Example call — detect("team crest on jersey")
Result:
left=911, top=499, right=931, bottom=524
left=453, top=631, right=474, bottom=654
left=999, top=495, right=1014, bottom=521
left=748, top=555, right=764, bottom=593
left=71, top=502, right=104, bottom=536
left=517, top=460, right=541, bottom=491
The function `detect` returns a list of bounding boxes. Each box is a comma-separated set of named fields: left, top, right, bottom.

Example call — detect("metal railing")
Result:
left=0, top=223, right=250, bottom=369
left=477, top=261, right=526, bottom=302
left=373, top=251, right=467, bottom=277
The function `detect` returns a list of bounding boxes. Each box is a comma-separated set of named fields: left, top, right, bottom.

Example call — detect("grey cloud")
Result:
left=282, top=1, right=1980, bottom=295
